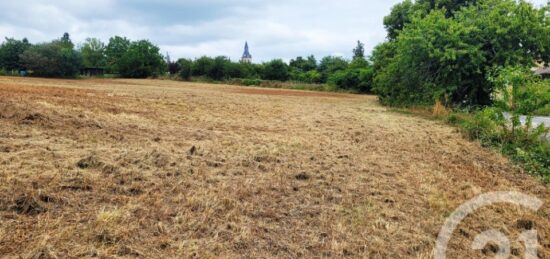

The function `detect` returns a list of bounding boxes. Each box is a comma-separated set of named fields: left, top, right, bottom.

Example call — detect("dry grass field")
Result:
left=0, top=76, right=548, bottom=258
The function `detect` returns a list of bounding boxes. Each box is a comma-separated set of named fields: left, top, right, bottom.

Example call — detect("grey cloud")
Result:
left=0, top=0, right=547, bottom=62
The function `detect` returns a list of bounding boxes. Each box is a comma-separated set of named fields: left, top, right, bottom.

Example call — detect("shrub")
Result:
left=458, top=106, right=549, bottom=182
left=241, top=79, right=261, bottom=86
left=328, top=67, right=373, bottom=93
left=491, top=66, right=550, bottom=116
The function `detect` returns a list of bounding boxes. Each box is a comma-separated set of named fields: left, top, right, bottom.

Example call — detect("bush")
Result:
left=241, top=79, right=261, bottom=86
left=491, top=66, right=550, bottom=116
left=328, top=67, right=373, bottom=93
left=458, top=106, right=549, bottom=182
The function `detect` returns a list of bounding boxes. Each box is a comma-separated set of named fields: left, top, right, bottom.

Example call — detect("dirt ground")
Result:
left=0, top=77, right=548, bottom=258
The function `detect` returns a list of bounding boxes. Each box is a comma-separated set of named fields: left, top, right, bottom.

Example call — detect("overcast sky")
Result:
left=0, top=0, right=547, bottom=62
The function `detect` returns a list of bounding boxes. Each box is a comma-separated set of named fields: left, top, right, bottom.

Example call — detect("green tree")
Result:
left=105, top=36, right=131, bottom=73
left=192, top=56, right=214, bottom=76
left=262, top=59, right=290, bottom=81
left=374, top=0, right=549, bottom=106
left=329, top=67, right=374, bottom=93
left=20, top=41, right=82, bottom=77
left=0, top=38, right=31, bottom=71
left=383, top=0, right=478, bottom=40
left=290, top=55, right=317, bottom=72
left=207, top=56, right=231, bottom=80
left=383, top=0, right=418, bottom=40
left=80, top=38, right=105, bottom=68
left=117, top=40, right=166, bottom=78
left=177, top=58, right=192, bottom=80
left=60, top=32, right=74, bottom=49
left=318, top=56, right=349, bottom=82
left=353, top=41, right=365, bottom=60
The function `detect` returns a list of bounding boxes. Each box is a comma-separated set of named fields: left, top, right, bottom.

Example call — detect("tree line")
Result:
left=0, top=33, right=166, bottom=78
left=170, top=41, right=373, bottom=92
left=0, top=34, right=374, bottom=92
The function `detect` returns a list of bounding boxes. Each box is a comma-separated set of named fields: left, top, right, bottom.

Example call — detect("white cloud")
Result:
left=0, top=0, right=547, bottom=62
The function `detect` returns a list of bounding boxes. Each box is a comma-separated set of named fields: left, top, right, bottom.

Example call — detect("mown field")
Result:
left=0, top=77, right=548, bottom=258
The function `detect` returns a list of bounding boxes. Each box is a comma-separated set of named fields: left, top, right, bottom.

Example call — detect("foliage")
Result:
left=80, top=38, right=106, bottom=68
left=177, top=58, right=192, bottom=80
left=459, top=107, right=549, bottom=182
left=0, top=38, right=31, bottom=71
left=241, top=78, right=262, bottom=86
left=20, top=38, right=82, bottom=78
left=105, top=36, right=131, bottom=74
left=261, top=59, right=290, bottom=81
left=290, top=69, right=323, bottom=83
left=318, top=56, right=349, bottom=83
left=383, top=0, right=421, bottom=40
left=289, top=55, right=317, bottom=72
left=444, top=66, right=550, bottom=182
left=205, top=56, right=229, bottom=80
left=328, top=67, right=374, bottom=93
left=192, top=56, right=214, bottom=76
left=374, top=0, right=550, bottom=107
left=352, top=41, right=365, bottom=60
left=491, top=66, right=550, bottom=116
left=117, top=40, right=166, bottom=78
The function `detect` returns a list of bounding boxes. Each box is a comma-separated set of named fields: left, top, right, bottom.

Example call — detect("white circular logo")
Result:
left=434, top=192, right=543, bottom=259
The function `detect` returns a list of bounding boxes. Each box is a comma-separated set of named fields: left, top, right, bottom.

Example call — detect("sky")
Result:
left=0, top=0, right=547, bottom=62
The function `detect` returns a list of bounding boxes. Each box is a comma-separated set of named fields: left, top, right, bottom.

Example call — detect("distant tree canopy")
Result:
left=0, top=38, right=31, bottom=71
left=290, top=55, right=317, bottom=72
left=352, top=41, right=365, bottom=60
left=80, top=38, right=105, bottom=68
left=374, top=0, right=550, bottom=106
left=117, top=40, right=166, bottom=78
left=19, top=34, right=82, bottom=77
left=262, top=59, right=290, bottom=81
left=105, top=36, right=131, bottom=73
left=0, top=33, right=374, bottom=93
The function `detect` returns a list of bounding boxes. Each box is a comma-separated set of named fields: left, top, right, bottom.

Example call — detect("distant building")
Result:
left=241, top=42, right=252, bottom=63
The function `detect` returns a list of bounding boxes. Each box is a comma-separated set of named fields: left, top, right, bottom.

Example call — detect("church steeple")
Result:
left=241, top=41, right=252, bottom=63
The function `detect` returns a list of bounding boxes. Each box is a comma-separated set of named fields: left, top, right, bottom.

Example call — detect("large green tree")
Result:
left=117, top=40, right=166, bottom=78
left=20, top=38, right=82, bottom=78
left=318, top=56, right=349, bottom=82
left=80, top=38, right=106, bottom=68
left=0, top=38, right=31, bottom=71
left=290, top=55, right=317, bottom=72
left=383, top=0, right=478, bottom=40
left=262, top=59, right=290, bottom=81
left=105, top=36, right=131, bottom=73
left=374, top=0, right=550, bottom=106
